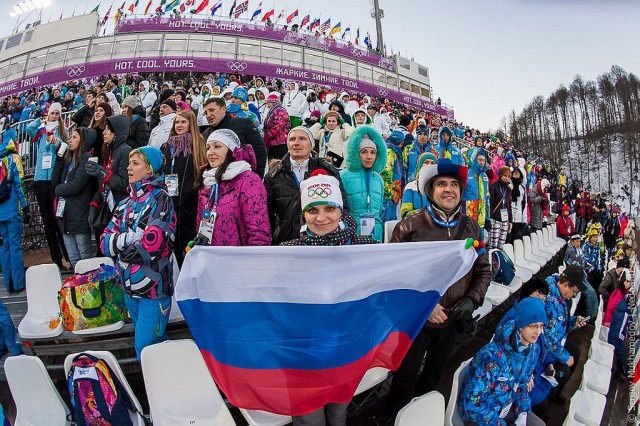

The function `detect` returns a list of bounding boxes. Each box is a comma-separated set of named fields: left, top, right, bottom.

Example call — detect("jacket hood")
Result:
left=493, top=319, right=518, bottom=349
left=130, top=173, right=167, bottom=200
left=344, top=125, right=388, bottom=173
left=82, top=128, right=98, bottom=152
left=290, top=82, right=299, bottom=92
left=329, top=100, right=346, bottom=115
left=106, top=115, right=131, bottom=149
left=140, top=80, right=150, bottom=93
left=351, top=108, right=372, bottom=126
left=0, top=128, right=18, bottom=157
left=470, top=148, right=489, bottom=174
left=438, top=126, right=453, bottom=147
left=132, top=104, right=146, bottom=117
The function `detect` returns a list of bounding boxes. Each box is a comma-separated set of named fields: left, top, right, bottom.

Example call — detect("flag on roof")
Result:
left=101, top=4, right=112, bottom=25
left=228, top=0, right=236, bottom=17
left=144, top=0, right=153, bottom=14
left=194, top=0, right=209, bottom=13
left=364, top=32, right=372, bottom=48
left=309, top=17, right=320, bottom=31
left=300, top=14, right=310, bottom=28
left=175, top=241, right=477, bottom=416
left=261, top=7, right=274, bottom=21
left=341, top=26, right=350, bottom=40
left=211, top=0, right=222, bottom=15
left=90, top=4, right=100, bottom=13
left=275, top=9, right=284, bottom=22
left=355, top=27, right=359, bottom=45
left=319, top=18, right=331, bottom=32
left=286, top=8, right=298, bottom=24
left=127, top=1, right=136, bottom=14
left=330, top=21, right=341, bottom=35
left=250, top=2, right=262, bottom=20
left=233, top=0, right=247, bottom=18
left=165, top=0, right=180, bottom=12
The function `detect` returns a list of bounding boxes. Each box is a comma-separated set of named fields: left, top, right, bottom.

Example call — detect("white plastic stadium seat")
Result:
left=514, top=240, right=540, bottom=274
left=580, top=360, right=611, bottom=396
left=395, top=391, right=445, bottom=426
left=444, top=359, right=471, bottom=426
left=523, top=236, right=547, bottom=267
left=484, top=283, right=510, bottom=306
left=532, top=232, right=553, bottom=261
left=384, top=220, right=400, bottom=243
left=472, top=300, right=493, bottom=322
left=64, top=351, right=146, bottom=426
left=562, top=390, right=589, bottom=426
left=542, top=228, right=563, bottom=253
left=550, top=224, right=566, bottom=246
left=18, top=263, right=64, bottom=339
left=589, top=333, right=614, bottom=370
left=5, top=355, right=71, bottom=426
left=141, top=340, right=235, bottom=425
left=74, top=257, right=115, bottom=274
left=573, top=387, right=607, bottom=426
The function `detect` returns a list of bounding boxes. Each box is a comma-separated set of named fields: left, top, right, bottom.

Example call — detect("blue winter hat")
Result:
left=515, top=297, right=547, bottom=330
left=132, top=146, right=164, bottom=174
left=232, top=87, right=249, bottom=102
left=388, top=130, right=404, bottom=144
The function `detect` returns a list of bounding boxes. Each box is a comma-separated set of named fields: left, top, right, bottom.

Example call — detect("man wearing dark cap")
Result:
left=380, top=160, right=491, bottom=424
left=542, top=264, right=588, bottom=394
left=599, top=257, right=630, bottom=307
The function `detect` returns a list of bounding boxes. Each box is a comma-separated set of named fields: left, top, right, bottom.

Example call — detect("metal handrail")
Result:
left=9, top=110, right=76, bottom=178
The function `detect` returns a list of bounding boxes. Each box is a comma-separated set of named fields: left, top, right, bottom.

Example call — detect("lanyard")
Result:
left=64, top=159, right=74, bottom=184
left=205, top=184, right=219, bottom=212
left=499, top=185, right=507, bottom=202
left=169, top=147, right=175, bottom=174
left=365, top=170, right=371, bottom=210
left=291, top=171, right=301, bottom=188
left=121, top=196, right=153, bottom=233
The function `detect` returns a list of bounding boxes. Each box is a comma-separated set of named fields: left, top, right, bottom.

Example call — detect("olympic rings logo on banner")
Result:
left=226, top=61, right=248, bottom=72
left=308, top=187, right=332, bottom=199
left=66, top=66, right=86, bottom=77
left=377, top=87, right=389, bottom=96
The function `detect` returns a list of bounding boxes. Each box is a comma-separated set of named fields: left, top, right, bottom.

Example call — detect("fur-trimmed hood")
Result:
left=344, top=125, right=387, bottom=173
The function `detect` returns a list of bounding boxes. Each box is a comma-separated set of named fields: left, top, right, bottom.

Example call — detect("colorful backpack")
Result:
left=67, top=353, right=137, bottom=426
left=491, top=249, right=516, bottom=285
left=0, top=158, right=13, bottom=203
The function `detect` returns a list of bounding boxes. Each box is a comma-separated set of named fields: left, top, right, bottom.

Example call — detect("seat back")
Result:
left=141, top=340, right=235, bottom=426
left=64, top=350, right=146, bottom=425
left=444, top=359, right=471, bottom=426
left=74, top=257, right=115, bottom=274
left=19, top=264, right=64, bottom=338
left=396, top=391, right=445, bottom=426
left=5, top=355, right=71, bottom=426
left=384, top=220, right=400, bottom=243
left=514, top=239, right=527, bottom=263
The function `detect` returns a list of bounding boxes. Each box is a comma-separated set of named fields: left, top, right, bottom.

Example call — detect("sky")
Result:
left=3, top=0, right=640, bottom=131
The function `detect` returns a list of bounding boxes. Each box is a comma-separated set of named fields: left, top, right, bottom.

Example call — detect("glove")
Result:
left=85, top=161, right=108, bottom=179
left=88, top=207, right=96, bottom=231
left=514, top=412, right=527, bottom=426
left=22, top=206, right=31, bottom=225
left=449, top=297, right=475, bottom=320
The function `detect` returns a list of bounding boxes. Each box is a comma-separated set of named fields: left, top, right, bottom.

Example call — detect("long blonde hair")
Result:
left=170, top=110, right=207, bottom=185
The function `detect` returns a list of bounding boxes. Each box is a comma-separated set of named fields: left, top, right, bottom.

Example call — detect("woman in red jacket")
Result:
left=556, top=205, right=575, bottom=241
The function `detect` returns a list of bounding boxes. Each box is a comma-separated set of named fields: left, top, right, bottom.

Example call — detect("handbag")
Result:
left=93, top=199, right=113, bottom=233
left=58, top=264, right=128, bottom=331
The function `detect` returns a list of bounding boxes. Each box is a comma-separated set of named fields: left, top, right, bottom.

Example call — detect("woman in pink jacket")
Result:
left=263, top=92, right=291, bottom=161
left=604, top=270, right=630, bottom=326
left=193, top=129, right=271, bottom=247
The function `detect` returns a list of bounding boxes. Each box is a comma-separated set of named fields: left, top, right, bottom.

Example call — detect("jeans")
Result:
left=575, top=217, right=587, bottom=235
left=0, top=298, right=22, bottom=355
left=0, top=216, right=25, bottom=292
left=33, top=180, right=68, bottom=266
left=63, top=233, right=93, bottom=269
left=124, top=293, right=171, bottom=360
left=292, top=403, right=349, bottom=426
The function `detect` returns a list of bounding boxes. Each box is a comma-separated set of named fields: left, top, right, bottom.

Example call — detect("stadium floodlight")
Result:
left=11, top=0, right=49, bottom=17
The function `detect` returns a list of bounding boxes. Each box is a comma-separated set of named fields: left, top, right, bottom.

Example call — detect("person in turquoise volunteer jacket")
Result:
left=435, top=126, right=464, bottom=166
left=459, top=298, right=547, bottom=426
left=402, top=124, right=438, bottom=183
left=462, top=148, right=490, bottom=232
left=0, top=129, right=29, bottom=293
left=400, top=152, right=437, bottom=218
left=26, top=102, right=69, bottom=270
left=339, top=125, right=387, bottom=242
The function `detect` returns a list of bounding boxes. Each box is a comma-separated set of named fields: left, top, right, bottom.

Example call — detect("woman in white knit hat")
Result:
left=281, top=168, right=377, bottom=425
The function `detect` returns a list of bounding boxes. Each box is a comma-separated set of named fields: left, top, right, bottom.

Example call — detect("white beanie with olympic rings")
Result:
left=300, top=169, right=343, bottom=212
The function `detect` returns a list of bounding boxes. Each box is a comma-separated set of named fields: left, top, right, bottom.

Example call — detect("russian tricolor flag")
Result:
left=176, top=241, right=477, bottom=416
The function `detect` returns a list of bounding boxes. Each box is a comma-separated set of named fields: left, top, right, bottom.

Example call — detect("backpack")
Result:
left=67, top=353, right=137, bottom=426
left=0, top=158, right=13, bottom=203
left=491, top=249, right=516, bottom=285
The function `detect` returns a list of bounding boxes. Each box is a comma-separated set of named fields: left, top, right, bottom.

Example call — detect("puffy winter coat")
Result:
left=0, top=134, right=28, bottom=221
left=556, top=213, right=575, bottom=238
left=400, top=180, right=428, bottom=218
left=264, top=155, right=348, bottom=245
left=127, top=107, right=150, bottom=149
left=339, top=126, right=387, bottom=241
left=263, top=105, right=290, bottom=148
left=52, top=129, right=96, bottom=234
left=101, top=173, right=176, bottom=299
left=489, top=180, right=513, bottom=222
left=148, top=113, right=175, bottom=149
left=544, top=275, right=578, bottom=364
left=402, top=139, right=438, bottom=183
left=528, top=185, right=548, bottom=229
left=309, top=121, right=354, bottom=169
left=462, top=151, right=490, bottom=227
left=599, top=268, right=621, bottom=307
left=604, top=287, right=627, bottom=326
left=459, top=320, right=539, bottom=425
left=283, top=83, right=307, bottom=119
left=26, top=118, right=65, bottom=182
left=434, top=127, right=464, bottom=166
left=91, top=115, right=133, bottom=207
left=195, top=163, right=271, bottom=247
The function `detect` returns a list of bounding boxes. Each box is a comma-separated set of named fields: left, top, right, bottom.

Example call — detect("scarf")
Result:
left=167, top=133, right=193, bottom=158
left=202, top=161, right=251, bottom=188
left=477, top=174, right=486, bottom=226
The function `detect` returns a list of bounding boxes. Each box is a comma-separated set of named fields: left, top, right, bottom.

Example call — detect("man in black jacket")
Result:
left=201, top=97, right=267, bottom=177
left=71, top=90, right=97, bottom=127
left=263, top=126, right=347, bottom=245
